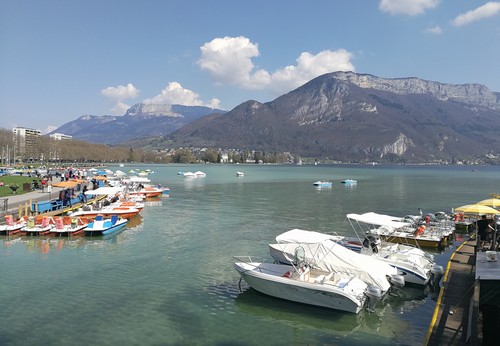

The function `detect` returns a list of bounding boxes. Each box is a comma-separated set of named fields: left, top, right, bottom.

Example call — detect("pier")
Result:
left=426, top=235, right=500, bottom=345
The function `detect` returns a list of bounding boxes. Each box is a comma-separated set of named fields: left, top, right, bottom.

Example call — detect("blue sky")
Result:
left=1, top=0, right=499, bottom=133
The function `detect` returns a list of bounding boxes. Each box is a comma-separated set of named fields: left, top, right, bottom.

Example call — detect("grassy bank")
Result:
left=0, top=175, right=41, bottom=197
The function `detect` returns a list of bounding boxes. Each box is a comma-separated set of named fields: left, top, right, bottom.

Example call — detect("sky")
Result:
left=1, top=0, right=499, bottom=134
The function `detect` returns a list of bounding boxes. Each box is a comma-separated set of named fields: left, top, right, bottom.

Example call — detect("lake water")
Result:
left=1, top=164, right=499, bottom=345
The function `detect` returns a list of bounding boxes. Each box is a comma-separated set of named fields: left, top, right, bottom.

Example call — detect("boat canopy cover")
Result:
left=273, top=229, right=397, bottom=292
left=276, top=229, right=345, bottom=244
left=85, top=186, right=123, bottom=196
left=347, top=212, right=413, bottom=229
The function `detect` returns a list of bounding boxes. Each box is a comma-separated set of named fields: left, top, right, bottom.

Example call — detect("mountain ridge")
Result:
left=52, top=72, right=500, bottom=163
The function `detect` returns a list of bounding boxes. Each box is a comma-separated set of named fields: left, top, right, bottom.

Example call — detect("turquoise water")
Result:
left=1, top=164, right=499, bottom=345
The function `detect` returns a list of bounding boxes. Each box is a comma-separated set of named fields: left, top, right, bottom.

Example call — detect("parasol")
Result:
left=52, top=180, right=80, bottom=188
left=476, top=198, right=500, bottom=209
left=455, top=204, right=499, bottom=216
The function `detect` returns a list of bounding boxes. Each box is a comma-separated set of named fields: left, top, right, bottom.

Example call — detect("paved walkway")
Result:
left=1, top=187, right=66, bottom=216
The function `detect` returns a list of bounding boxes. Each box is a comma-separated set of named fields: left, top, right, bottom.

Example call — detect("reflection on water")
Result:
left=232, top=284, right=430, bottom=342
left=1, top=215, right=144, bottom=254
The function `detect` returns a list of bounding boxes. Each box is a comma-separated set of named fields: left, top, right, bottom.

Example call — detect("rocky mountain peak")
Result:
left=125, top=103, right=182, bottom=117
left=329, top=71, right=500, bottom=110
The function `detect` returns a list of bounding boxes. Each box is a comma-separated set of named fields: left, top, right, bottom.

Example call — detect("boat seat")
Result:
left=5, top=215, right=14, bottom=226
left=314, top=272, right=334, bottom=285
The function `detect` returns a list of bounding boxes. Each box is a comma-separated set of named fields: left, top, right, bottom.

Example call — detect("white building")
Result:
left=13, top=127, right=42, bottom=162
left=50, top=133, right=73, bottom=140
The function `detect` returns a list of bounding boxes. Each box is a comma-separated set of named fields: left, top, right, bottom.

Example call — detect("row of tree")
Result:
left=0, top=128, right=291, bottom=165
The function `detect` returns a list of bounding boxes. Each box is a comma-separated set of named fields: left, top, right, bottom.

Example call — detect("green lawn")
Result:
left=0, top=175, right=41, bottom=197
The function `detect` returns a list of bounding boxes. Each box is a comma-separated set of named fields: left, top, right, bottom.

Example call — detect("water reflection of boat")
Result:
left=126, top=214, right=143, bottom=228
left=234, top=287, right=412, bottom=340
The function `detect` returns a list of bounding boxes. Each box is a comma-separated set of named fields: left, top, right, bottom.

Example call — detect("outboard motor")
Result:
left=430, top=264, right=444, bottom=290
left=388, top=274, right=405, bottom=296
left=365, top=284, right=383, bottom=313
left=363, top=235, right=381, bottom=254
left=424, top=253, right=435, bottom=262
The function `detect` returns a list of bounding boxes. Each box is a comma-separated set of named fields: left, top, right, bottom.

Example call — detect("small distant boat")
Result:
left=236, top=171, right=244, bottom=177
left=341, top=179, right=357, bottom=184
left=183, top=172, right=197, bottom=178
left=194, top=171, right=206, bottom=177
left=313, top=181, right=332, bottom=188
left=84, top=215, right=127, bottom=236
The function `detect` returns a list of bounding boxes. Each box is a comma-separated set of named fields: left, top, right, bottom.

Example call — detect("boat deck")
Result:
left=425, top=238, right=478, bottom=345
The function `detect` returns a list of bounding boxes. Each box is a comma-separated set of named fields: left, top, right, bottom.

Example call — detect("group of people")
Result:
left=477, top=215, right=500, bottom=251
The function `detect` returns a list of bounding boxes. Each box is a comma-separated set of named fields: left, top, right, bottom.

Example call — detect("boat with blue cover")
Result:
left=84, top=215, right=128, bottom=236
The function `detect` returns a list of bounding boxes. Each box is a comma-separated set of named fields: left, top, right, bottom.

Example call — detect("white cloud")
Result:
left=101, top=83, right=139, bottom=102
left=144, top=82, right=220, bottom=109
left=198, top=36, right=355, bottom=96
left=425, top=25, right=443, bottom=34
left=198, top=36, right=271, bottom=89
left=270, top=50, right=355, bottom=94
left=101, top=83, right=139, bottom=115
left=452, top=2, right=500, bottom=26
left=379, top=0, right=439, bottom=16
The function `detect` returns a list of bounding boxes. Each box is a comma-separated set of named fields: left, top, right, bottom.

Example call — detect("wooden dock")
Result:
left=425, top=238, right=479, bottom=345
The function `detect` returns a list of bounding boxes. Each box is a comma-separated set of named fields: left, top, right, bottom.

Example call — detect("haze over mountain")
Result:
left=53, top=72, right=500, bottom=163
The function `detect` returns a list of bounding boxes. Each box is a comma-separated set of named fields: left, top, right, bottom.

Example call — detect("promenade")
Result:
left=1, top=186, right=66, bottom=217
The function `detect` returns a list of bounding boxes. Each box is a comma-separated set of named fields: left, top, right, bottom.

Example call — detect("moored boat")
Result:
left=234, top=257, right=373, bottom=314
left=49, top=216, right=88, bottom=237
left=347, top=212, right=453, bottom=249
left=84, top=215, right=127, bottom=236
left=69, top=202, right=141, bottom=220
left=0, top=214, right=26, bottom=235
left=269, top=229, right=404, bottom=294
left=21, top=215, right=54, bottom=236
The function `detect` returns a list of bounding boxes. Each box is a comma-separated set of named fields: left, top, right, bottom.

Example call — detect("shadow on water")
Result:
left=232, top=286, right=424, bottom=343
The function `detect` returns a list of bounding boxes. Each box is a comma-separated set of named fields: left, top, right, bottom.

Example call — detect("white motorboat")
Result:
left=269, top=229, right=404, bottom=294
left=347, top=212, right=453, bottom=249
left=313, top=181, right=332, bottom=188
left=346, top=214, right=445, bottom=286
left=236, top=171, right=244, bottom=177
left=234, top=257, right=379, bottom=314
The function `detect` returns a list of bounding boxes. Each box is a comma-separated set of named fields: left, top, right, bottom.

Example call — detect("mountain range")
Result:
left=52, top=71, right=500, bottom=163
left=52, top=103, right=225, bottom=144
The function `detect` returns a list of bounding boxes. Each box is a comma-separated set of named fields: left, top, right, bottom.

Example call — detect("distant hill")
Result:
left=166, top=72, right=500, bottom=163
left=51, top=103, right=225, bottom=144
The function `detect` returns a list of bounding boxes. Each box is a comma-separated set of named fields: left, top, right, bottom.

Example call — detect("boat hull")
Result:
left=84, top=219, right=127, bottom=236
left=379, top=235, right=443, bottom=248
left=0, top=224, right=24, bottom=235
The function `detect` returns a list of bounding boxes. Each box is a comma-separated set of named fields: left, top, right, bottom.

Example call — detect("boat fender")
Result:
left=282, top=271, right=291, bottom=278
left=415, top=225, right=426, bottom=237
